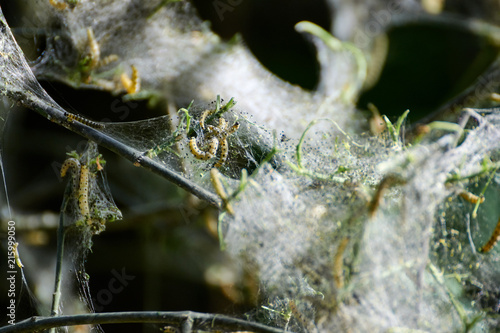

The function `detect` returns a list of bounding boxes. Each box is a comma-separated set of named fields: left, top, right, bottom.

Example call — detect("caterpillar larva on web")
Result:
left=368, top=175, right=405, bottom=217
left=98, top=54, right=119, bottom=68
left=12, top=242, right=23, bottom=268
left=60, top=158, right=81, bottom=178
left=333, top=237, right=350, bottom=289
left=188, top=102, right=239, bottom=168
left=65, top=112, right=103, bottom=129
left=86, top=28, right=100, bottom=70
left=130, top=65, right=140, bottom=93
left=214, top=138, right=229, bottom=168
left=49, top=0, right=68, bottom=10
left=120, top=65, right=141, bottom=94
left=60, top=157, right=81, bottom=195
left=79, top=165, right=91, bottom=222
left=459, top=190, right=485, bottom=204
left=214, top=121, right=239, bottom=168
left=479, top=217, right=500, bottom=253
left=189, top=137, right=218, bottom=160
left=210, top=168, right=234, bottom=215
left=200, top=108, right=216, bottom=130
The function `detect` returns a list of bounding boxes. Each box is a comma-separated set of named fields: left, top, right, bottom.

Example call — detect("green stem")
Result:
left=428, top=121, right=464, bottom=136
left=295, top=21, right=367, bottom=100
left=49, top=225, right=65, bottom=333
left=428, top=263, right=470, bottom=330
left=49, top=194, right=71, bottom=333
left=290, top=118, right=358, bottom=182
left=446, top=161, right=500, bottom=184
left=217, top=212, right=227, bottom=251
left=471, top=165, right=499, bottom=219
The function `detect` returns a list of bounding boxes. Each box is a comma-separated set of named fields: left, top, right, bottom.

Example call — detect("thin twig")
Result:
left=49, top=215, right=66, bottom=317
left=471, top=166, right=498, bottom=219
left=0, top=311, right=289, bottom=333
left=48, top=191, right=72, bottom=333
left=465, top=214, right=477, bottom=255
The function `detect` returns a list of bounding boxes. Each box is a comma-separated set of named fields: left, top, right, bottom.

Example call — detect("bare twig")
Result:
left=0, top=311, right=288, bottom=333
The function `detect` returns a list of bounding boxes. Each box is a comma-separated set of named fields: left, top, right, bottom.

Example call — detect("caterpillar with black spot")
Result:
left=189, top=136, right=218, bottom=161
left=79, top=164, right=91, bottom=223
left=60, top=157, right=81, bottom=194
left=214, top=122, right=239, bottom=168
left=200, top=108, right=216, bottom=130
left=60, top=158, right=81, bottom=178
left=65, top=112, right=103, bottom=129
left=479, top=217, right=500, bottom=253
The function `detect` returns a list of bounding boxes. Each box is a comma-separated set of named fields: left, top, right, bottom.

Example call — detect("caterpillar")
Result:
left=65, top=112, right=103, bottom=129
left=368, top=175, right=404, bottom=218
left=61, top=157, right=81, bottom=195
left=49, top=0, right=68, bottom=10
left=333, top=237, right=349, bottom=289
left=60, top=158, right=81, bottom=178
left=98, top=54, right=119, bottom=68
left=95, top=156, right=104, bottom=171
left=459, top=190, right=485, bottom=204
left=210, top=168, right=234, bottom=215
left=479, top=217, right=500, bottom=253
left=130, top=65, right=140, bottom=93
left=60, top=156, right=93, bottom=223
left=79, top=164, right=91, bottom=222
left=205, top=124, right=221, bottom=136
left=491, top=92, right=500, bottom=102
left=224, top=121, right=240, bottom=136
left=12, top=242, right=24, bottom=268
left=190, top=113, right=239, bottom=167
left=189, top=137, right=218, bottom=161
left=86, top=28, right=100, bottom=70
left=200, top=108, right=217, bottom=130
left=214, top=121, right=239, bottom=168
left=120, top=65, right=141, bottom=94
left=214, top=138, right=229, bottom=168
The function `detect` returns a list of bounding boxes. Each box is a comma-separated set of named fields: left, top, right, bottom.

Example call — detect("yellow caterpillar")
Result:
left=479, top=217, right=500, bottom=253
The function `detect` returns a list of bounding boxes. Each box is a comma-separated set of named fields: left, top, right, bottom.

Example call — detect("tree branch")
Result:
left=0, top=311, right=288, bottom=333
